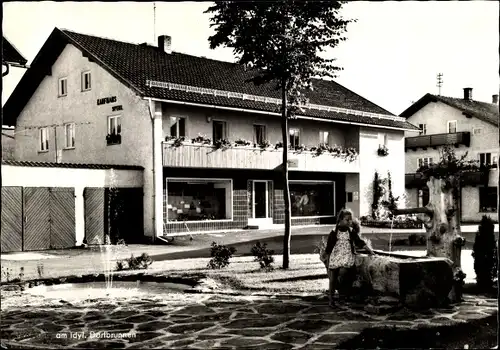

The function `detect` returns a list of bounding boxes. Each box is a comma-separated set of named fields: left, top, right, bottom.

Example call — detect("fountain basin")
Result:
left=344, top=252, right=454, bottom=309
left=26, top=281, right=191, bottom=301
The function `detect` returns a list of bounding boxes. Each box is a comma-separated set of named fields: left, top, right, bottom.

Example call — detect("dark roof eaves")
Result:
left=1, top=160, right=144, bottom=170
left=146, top=95, right=418, bottom=131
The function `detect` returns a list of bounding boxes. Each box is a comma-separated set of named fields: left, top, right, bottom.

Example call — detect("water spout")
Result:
left=389, top=216, right=394, bottom=253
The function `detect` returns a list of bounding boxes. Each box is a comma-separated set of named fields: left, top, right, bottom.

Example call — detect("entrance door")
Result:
left=249, top=180, right=273, bottom=228
left=253, top=181, right=267, bottom=219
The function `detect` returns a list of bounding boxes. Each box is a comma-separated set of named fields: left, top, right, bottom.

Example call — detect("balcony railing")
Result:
left=405, top=132, right=470, bottom=150
left=162, top=142, right=360, bottom=173
left=405, top=169, right=489, bottom=188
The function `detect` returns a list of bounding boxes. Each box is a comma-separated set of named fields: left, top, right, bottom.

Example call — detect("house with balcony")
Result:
left=401, top=88, right=499, bottom=222
left=2, top=27, right=418, bottom=243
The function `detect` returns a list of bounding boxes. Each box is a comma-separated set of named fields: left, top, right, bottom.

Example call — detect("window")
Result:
left=418, top=157, right=433, bottom=168
left=39, top=127, right=49, bottom=151
left=58, top=77, right=67, bottom=97
left=253, top=124, right=266, bottom=145
left=492, top=155, right=498, bottom=167
left=212, top=120, right=227, bottom=142
left=290, top=181, right=335, bottom=217
left=169, top=117, right=186, bottom=137
left=107, top=115, right=122, bottom=145
left=479, top=153, right=492, bottom=167
left=64, top=123, right=75, bottom=148
left=479, top=187, right=497, bottom=212
left=447, top=120, right=457, bottom=133
left=289, top=128, right=300, bottom=148
left=166, top=179, right=232, bottom=221
left=319, top=131, right=329, bottom=145
left=81, top=71, right=91, bottom=91
left=473, top=128, right=482, bottom=135
left=378, top=133, right=388, bottom=146
left=418, top=124, right=427, bottom=135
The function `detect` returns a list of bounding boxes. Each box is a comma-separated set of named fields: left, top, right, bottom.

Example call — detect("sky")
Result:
left=2, top=1, right=499, bottom=116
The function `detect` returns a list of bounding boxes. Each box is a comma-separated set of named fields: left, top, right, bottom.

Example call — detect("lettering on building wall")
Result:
left=112, top=105, right=123, bottom=112
left=97, top=96, right=117, bottom=105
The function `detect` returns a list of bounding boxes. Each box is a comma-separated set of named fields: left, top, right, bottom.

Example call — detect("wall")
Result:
left=2, top=127, right=15, bottom=160
left=1, top=164, right=143, bottom=245
left=13, top=43, right=155, bottom=237
left=359, top=127, right=406, bottom=217
left=405, top=101, right=499, bottom=172
left=161, top=104, right=356, bottom=148
left=345, top=173, right=360, bottom=218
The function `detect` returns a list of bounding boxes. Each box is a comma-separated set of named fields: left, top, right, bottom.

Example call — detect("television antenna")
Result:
left=153, top=2, right=156, bottom=43
left=436, top=73, right=443, bottom=96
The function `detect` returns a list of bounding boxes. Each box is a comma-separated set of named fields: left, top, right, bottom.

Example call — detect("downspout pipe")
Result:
left=147, top=98, right=157, bottom=242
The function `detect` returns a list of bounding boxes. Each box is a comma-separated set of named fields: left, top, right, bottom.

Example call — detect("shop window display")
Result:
left=290, top=182, right=334, bottom=217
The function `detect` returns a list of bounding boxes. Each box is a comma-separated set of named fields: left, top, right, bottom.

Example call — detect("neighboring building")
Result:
left=401, top=89, right=499, bottom=223
left=2, top=35, right=28, bottom=76
left=2, top=27, right=418, bottom=242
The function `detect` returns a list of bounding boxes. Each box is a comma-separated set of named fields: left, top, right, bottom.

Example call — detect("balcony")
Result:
left=162, top=143, right=360, bottom=173
left=405, top=132, right=470, bottom=151
left=405, top=170, right=489, bottom=188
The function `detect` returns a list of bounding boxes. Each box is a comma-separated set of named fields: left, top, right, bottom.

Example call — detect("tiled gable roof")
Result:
left=2, top=36, right=27, bottom=66
left=3, top=28, right=418, bottom=130
left=400, top=93, right=499, bottom=127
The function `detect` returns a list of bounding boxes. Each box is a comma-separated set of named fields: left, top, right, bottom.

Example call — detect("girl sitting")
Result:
left=324, top=208, right=374, bottom=307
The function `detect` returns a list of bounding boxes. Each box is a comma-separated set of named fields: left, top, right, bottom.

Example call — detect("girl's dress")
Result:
left=328, top=229, right=355, bottom=269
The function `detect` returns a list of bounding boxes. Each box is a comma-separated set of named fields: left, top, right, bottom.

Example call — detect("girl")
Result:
left=325, top=209, right=374, bottom=307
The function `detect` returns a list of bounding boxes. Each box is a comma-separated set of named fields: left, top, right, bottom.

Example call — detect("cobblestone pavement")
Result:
left=1, top=290, right=497, bottom=349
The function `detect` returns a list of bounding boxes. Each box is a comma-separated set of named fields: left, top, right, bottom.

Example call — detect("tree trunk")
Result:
left=424, top=176, right=466, bottom=302
left=281, top=84, right=292, bottom=269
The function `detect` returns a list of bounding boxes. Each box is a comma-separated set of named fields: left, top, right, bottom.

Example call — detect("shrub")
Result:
left=116, top=253, right=153, bottom=271
left=472, top=215, right=498, bottom=290
left=207, top=242, right=236, bottom=269
left=250, top=241, right=275, bottom=270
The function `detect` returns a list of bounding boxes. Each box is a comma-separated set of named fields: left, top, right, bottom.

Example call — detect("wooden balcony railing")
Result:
left=162, top=143, right=360, bottom=173
left=405, top=169, right=489, bottom=188
left=405, top=132, right=470, bottom=150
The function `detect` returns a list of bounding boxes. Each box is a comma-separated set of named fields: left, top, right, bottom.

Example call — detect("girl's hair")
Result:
left=335, top=208, right=354, bottom=232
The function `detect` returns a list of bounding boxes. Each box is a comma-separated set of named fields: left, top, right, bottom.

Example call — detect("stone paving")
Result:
left=1, top=288, right=497, bottom=349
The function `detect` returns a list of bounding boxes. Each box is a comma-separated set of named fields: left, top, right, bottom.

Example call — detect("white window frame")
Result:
left=289, top=128, right=301, bottom=148
left=418, top=124, right=427, bottom=135
left=378, top=133, right=388, bottom=146
left=212, top=120, right=228, bottom=142
left=479, top=153, right=492, bottom=166
left=64, top=123, right=75, bottom=149
left=289, top=180, right=336, bottom=219
left=39, top=127, right=49, bottom=152
left=447, top=120, right=457, bottom=134
left=108, top=115, right=122, bottom=135
left=418, top=157, right=433, bottom=168
left=319, top=131, right=329, bottom=145
left=81, top=71, right=91, bottom=91
left=253, top=124, right=266, bottom=145
left=168, top=116, right=186, bottom=137
left=165, top=177, right=233, bottom=223
left=58, top=77, right=67, bottom=97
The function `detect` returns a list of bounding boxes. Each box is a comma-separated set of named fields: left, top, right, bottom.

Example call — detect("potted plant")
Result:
left=106, top=133, right=121, bottom=145
left=377, top=145, right=389, bottom=156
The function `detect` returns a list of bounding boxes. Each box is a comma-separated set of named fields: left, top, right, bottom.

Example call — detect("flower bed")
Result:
left=361, top=216, right=423, bottom=229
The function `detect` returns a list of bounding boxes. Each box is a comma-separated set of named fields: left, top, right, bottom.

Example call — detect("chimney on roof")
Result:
left=463, top=87, right=473, bottom=101
left=492, top=94, right=499, bottom=104
left=158, top=35, right=172, bottom=54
